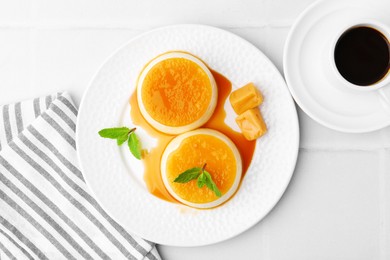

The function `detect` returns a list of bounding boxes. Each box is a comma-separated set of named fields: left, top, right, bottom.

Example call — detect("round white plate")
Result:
left=77, top=24, right=299, bottom=246
left=284, top=0, right=390, bottom=133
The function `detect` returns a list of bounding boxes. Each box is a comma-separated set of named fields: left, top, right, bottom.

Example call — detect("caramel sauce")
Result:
left=203, top=72, right=256, bottom=175
left=129, top=70, right=256, bottom=203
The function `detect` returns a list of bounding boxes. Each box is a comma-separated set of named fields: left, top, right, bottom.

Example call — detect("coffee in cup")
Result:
left=334, top=26, right=390, bottom=86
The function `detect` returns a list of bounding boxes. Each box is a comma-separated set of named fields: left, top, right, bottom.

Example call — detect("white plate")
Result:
left=77, top=24, right=299, bottom=246
left=284, top=0, right=390, bottom=133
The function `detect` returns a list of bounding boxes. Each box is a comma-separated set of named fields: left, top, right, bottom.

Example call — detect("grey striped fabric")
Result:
left=0, top=93, right=161, bottom=260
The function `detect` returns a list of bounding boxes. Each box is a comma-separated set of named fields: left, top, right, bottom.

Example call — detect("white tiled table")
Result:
left=1, top=0, right=389, bottom=259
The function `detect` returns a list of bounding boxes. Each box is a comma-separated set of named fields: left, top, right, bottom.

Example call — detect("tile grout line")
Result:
left=0, top=23, right=292, bottom=31
left=259, top=221, right=270, bottom=260
left=299, top=147, right=390, bottom=152
left=379, top=149, right=390, bottom=260
left=28, top=28, right=35, bottom=93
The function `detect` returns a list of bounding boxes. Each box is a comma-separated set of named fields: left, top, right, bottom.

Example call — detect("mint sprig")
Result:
left=173, top=163, right=221, bottom=197
left=174, top=167, right=202, bottom=183
left=98, top=127, right=142, bottom=160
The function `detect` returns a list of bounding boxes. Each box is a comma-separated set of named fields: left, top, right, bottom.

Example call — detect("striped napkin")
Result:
left=0, top=93, right=161, bottom=260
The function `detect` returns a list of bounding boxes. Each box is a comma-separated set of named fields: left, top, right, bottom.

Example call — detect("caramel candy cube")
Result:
left=229, top=83, right=263, bottom=115
left=235, top=108, right=267, bottom=140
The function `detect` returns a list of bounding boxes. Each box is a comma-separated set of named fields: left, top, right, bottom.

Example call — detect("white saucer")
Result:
left=284, top=0, right=390, bottom=133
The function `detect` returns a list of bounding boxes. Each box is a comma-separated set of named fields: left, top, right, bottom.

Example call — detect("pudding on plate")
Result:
left=137, top=52, right=218, bottom=135
left=161, top=128, right=242, bottom=208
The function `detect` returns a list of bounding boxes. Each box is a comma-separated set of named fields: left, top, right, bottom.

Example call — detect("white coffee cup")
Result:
left=329, top=19, right=390, bottom=110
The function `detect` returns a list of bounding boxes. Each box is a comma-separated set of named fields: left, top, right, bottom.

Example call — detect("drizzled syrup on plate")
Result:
left=129, top=70, right=256, bottom=203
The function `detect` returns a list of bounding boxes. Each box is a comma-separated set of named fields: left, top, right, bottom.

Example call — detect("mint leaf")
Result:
left=203, top=171, right=222, bottom=197
left=98, top=127, right=129, bottom=139
left=197, top=172, right=206, bottom=188
left=174, top=167, right=202, bottom=183
left=99, top=126, right=142, bottom=160
left=174, top=163, right=222, bottom=197
left=128, top=132, right=141, bottom=160
left=116, top=134, right=128, bottom=145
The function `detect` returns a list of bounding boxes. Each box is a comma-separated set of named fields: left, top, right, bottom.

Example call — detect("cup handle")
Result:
left=379, top=86, right=390, bottom=114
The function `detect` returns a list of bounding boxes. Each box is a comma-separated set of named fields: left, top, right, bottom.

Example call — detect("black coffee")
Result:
left=334, top=26, right=390, bottom=86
